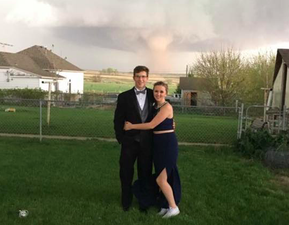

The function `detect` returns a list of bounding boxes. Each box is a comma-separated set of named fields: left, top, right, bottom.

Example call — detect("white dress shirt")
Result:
left=135, top=88, right=147, bottom=110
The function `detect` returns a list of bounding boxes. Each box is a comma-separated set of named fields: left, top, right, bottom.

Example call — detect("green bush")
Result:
left=236, top=129, right=289, bottom=159
left=273, top=131, right=289, bottom=151
left=0, top=88, right=47, bottom=99
left=235, top=129, right=275, bottom=159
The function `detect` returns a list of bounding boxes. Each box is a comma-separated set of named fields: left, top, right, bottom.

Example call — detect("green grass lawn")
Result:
left=0, top=137, right=288, bottom=225
left=0, top=105, right=238, bottom=144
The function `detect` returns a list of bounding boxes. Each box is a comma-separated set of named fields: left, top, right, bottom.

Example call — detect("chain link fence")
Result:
left=243, top=104, right=289, bottom=134
left=0, top=98, right=241, bottom=144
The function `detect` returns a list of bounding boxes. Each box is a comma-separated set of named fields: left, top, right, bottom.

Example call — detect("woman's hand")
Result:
left=124, top=121, right=133, bottom=131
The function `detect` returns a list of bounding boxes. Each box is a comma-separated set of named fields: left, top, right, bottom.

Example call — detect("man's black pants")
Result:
left=119, top=140, right=152, bottom=209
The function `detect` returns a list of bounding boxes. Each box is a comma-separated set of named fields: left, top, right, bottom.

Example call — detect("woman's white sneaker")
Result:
left=162, top=206, right=180, bottom=218
left=157, top=208, right=168, bottom=216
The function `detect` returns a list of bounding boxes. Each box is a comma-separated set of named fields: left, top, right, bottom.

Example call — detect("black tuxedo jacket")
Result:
left=114, top=87, right=155, bottom=148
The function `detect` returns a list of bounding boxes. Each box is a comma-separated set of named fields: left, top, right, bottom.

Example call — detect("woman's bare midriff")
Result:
left=153, top=129, right=174, bottom=134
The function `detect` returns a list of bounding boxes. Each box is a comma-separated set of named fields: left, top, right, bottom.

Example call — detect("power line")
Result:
left=0, top=42, right=13, bottom=52
left=0, top=42, right=13, bottom=47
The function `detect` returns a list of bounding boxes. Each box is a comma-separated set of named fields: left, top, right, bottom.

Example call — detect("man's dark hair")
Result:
left=133, top=65, right=149, bottom=77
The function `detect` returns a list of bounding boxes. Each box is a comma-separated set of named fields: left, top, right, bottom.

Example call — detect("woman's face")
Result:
left=153, top=85, right=167, bottom=102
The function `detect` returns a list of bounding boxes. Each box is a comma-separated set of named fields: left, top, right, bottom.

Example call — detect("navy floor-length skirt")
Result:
left=153, top=132, right=181, bottom=208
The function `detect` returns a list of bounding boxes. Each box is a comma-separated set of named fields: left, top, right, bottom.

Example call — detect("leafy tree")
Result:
left=191, top=48, right=244, bottom=106
left=175, top=84, right=181, bottom=94
left=240, top=51, right=275, bottom=105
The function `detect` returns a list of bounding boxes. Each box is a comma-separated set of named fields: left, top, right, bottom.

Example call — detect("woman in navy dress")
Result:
left=124, top=81, right=181, bottom=218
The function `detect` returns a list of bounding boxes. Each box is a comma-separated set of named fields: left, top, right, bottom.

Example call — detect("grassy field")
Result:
left=83, top=71, right=180, bottom=95
left=0, top=137, right=288, bottom=225
left=84, top=81, right=178, bottom=95
left=0, top=105, right=238, bottom=144
left=84, top=82, right=134, bottom=94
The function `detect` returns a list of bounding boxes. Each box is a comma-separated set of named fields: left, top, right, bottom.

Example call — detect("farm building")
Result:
left=253, top=49, right=289, bottom=134
left=179, top=77, right=213, bottom=106
left=0, top=51, right=63, bottom=90
left=0, top=45, right=84, bottom=94
left=268, top=49, right=289, bottom=110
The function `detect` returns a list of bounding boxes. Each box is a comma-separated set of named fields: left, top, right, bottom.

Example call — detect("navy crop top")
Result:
left=154, top=118, right=174, bottom=131
left=153, top=102, right=174, bottom=131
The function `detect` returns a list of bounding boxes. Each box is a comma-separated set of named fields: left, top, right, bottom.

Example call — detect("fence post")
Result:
left=282, top=105, right=286, bottom=131
left=237, top=103, right=244, bottom=139
left=235, top=100, right=239, bottom=112
left=277, top=108, right=282, bottom=134
left=245, top=106, right=250, bottom=130
left=237, top=107, right=240, bottom=139
left=39, top=100, right=42, bottom=142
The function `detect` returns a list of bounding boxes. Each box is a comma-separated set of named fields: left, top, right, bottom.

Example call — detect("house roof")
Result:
left=0, top=51, right=63, bottom=78
left=18, top=45, right=82, bottom=71
left=179, top=77, right=209, bottom=91
left=273, top=49, right=289, bottom=83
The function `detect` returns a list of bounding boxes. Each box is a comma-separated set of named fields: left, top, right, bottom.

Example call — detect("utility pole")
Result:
left=42, top=80, right=57, bottom=126
left=47, top=82, right=52, bottom=126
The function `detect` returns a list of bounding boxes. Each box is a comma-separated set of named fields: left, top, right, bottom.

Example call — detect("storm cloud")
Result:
left=21, top=0, right=289, bottom=51
left=2, top=0, right=289, bottom=71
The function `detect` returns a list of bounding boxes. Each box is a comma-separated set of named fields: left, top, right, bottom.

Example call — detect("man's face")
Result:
left=133, top=71, right=148, bottom=90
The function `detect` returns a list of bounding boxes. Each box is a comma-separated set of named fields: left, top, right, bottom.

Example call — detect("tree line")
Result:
left=185, top=48, right=275, bottom=106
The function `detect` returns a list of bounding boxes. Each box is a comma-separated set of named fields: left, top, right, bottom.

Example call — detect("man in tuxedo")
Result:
left=114, top=65, right=155, bottom=211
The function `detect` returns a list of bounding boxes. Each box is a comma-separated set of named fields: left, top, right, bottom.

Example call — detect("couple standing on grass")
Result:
left=113, top=65, right=181, bottom=218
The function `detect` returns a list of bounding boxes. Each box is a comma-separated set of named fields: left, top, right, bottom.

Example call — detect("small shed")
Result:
left=179, top=77, right=213, bottom=106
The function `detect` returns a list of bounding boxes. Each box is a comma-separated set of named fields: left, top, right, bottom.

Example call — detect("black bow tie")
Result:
left=135, top=89, right=146, bottom=95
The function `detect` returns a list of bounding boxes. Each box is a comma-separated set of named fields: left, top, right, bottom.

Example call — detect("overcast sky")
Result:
left=1, top=0, right=289, bottom=73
